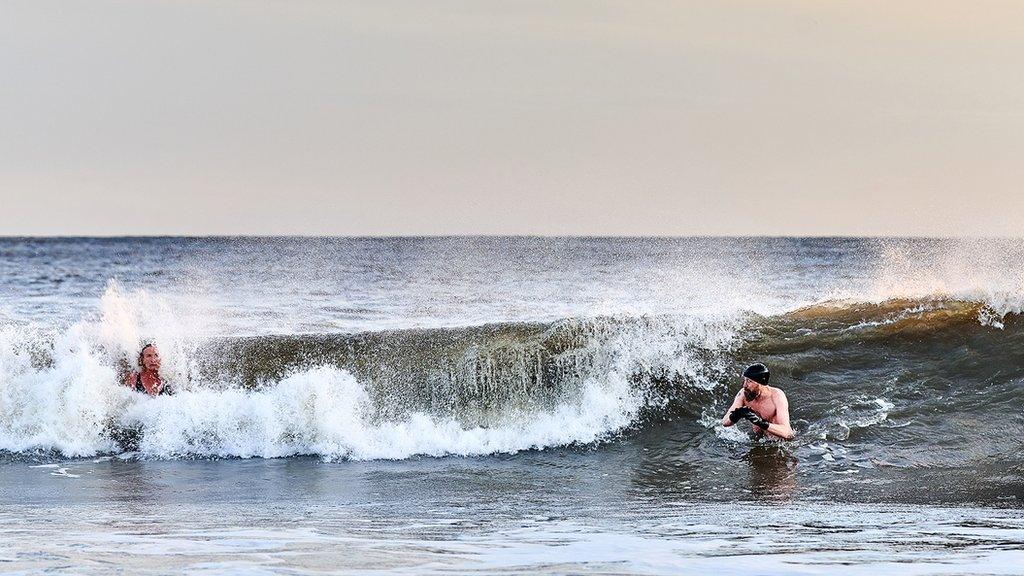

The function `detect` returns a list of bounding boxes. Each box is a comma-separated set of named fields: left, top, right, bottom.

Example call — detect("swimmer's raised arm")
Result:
left=721, top=390, right=745, bottom=427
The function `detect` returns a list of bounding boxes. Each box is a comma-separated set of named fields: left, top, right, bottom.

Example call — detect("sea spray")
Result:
left=2, top=237, right=1023, bottom=466
left=0, top=323, right=125, bottom=456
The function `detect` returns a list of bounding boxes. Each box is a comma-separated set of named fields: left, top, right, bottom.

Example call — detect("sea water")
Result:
left=1, top=237, right=1022, bottom=574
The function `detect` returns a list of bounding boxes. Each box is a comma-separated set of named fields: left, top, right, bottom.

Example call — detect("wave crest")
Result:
left=2, top=285, right=1021, bottom=460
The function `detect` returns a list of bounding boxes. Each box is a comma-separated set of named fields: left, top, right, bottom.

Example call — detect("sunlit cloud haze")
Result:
left=2, top=1, right=1022, bottom=236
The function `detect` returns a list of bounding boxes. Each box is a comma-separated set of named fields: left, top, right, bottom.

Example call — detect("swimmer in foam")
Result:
left=124, top=343, right=170, bottom=396
left=721, top=363, right=795, bottom=440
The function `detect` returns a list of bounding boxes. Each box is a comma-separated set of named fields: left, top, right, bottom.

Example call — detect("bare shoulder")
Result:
left=770, top=386, right=788, bottom=401
left=731, top=388, right=745, bottom=407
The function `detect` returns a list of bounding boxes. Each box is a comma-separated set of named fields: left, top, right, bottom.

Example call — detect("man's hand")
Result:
left=743, top=410, right=770, bottom=429
left=729, top=407, right=753, bottom=424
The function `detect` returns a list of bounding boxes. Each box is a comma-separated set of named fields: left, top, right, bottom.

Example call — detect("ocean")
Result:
left=1, top=237, right=1022, bottom=574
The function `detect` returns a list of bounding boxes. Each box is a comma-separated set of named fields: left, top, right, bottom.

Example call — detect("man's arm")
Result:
left=764, top=390, right=795, bottom=440
left=721, top=391, right=745, bottom=427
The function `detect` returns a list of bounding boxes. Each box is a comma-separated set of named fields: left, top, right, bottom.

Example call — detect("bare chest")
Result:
left=743, top=394, right=777, bottom=421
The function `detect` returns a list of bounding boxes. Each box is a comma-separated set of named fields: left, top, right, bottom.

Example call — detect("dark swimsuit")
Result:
left=135, top=373, right=170, bottom=395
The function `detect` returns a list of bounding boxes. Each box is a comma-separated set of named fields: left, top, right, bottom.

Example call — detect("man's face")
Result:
left=742, top=377, right=761, bottom=401
left=142, top=346, right=161, bottom=372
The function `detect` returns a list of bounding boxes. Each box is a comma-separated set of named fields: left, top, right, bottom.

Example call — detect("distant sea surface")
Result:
left=1, top=237, right=1022, bottom=574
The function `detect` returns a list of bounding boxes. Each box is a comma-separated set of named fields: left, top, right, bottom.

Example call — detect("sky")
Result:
left=1, top=1, right=1023, bottom=237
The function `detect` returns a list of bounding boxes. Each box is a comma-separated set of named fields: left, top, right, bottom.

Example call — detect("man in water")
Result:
left=123, top=343, right=169, bottom=396
left=721, top=363, right=794, bottom=440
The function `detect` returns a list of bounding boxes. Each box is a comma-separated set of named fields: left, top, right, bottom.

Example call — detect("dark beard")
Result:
left=744, top=388, right=759, bottom=402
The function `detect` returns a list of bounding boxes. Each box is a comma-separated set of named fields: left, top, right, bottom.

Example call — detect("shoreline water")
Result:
left=3, top=456, right=1023, bottom=574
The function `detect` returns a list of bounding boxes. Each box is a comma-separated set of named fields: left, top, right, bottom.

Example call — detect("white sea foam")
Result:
left=0, top=345, right=644, bottom=460
left=0, top=322, right=122, bottom=456
left=0, top=281, right=211, bottom=456
left=0, top=283, right=738, bottom=460
left=117, top=365, right=642, bottom=460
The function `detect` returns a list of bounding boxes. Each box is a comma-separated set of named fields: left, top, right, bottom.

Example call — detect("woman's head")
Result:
left=137, top=343, right=161, bottom=372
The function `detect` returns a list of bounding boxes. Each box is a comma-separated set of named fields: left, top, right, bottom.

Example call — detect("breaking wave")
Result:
left=1, top=282, right=1022, bottom=461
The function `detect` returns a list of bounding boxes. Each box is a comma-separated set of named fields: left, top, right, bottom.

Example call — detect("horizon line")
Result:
left=1, top=233, right=1022, bottom=241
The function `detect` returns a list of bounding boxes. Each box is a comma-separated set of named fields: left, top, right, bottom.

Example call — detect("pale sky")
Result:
left=2, top=1, right=1023, bottom=236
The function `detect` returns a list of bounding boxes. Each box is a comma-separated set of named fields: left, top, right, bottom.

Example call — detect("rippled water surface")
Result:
left=2, top=457, right=1023, bottom=575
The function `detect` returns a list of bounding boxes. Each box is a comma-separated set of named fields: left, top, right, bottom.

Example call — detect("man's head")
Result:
left=138, top=343, right=161, bottom=372
left=742, top=363, right=769, bottom=401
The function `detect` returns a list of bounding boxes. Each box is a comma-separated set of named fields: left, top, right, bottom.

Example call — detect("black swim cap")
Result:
left=742, top=363, right=769, bottom=385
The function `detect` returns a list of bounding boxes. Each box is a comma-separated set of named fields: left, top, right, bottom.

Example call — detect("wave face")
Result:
left=742, top=299, right=1024, bottom=470
left=2, top=288, right=1022, bottom=469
